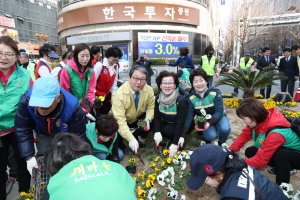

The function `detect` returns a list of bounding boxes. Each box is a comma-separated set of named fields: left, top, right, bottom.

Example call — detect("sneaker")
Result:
left=200, top=141, right=206, bottom=146
left=220, top=143, right=229, bottom=149
left=268, top=167, right=297, bottom=175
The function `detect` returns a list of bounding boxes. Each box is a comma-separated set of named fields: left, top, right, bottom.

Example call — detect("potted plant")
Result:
left=126, top=158, right=137, bottom=174
left=137, top=119, right=148, bottom=131
left=194, top=109, right=211, bottom=129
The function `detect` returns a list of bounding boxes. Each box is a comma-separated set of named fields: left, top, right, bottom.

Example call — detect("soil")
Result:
left=121, top=104, right=300, bottom=200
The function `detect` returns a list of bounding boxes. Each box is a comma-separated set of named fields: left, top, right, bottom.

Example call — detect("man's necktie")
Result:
left=267, top=56, right=269, bottom=63
left=134, top=92, right=139, bottom=110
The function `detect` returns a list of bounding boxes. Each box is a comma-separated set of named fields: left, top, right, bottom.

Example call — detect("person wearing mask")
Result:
left=199, top=46, right=219, bottom=88
left=60, top=43, right=96, bottom=112
left=187, top=144, right=289, bottom=199
left=111, top=66, right=155, bottom=154
left=94, top=46, right=122, bottom=115
left=256, top=47, right=277, bottom=99
left=167, top=47, right=195, bottom=71
left=0, top=36, right=32, bottom=200
left=232, top=51, right=255, bottom=97
left=279, top=48, right=299, bottom=97
left=136, top=54, right=154, bottom=85
left=153, top=71, right=188, bottom=158
left=45, top=133, right=136, bottom=200
left=35, top=44, right=59, bottom=79
left=183, top=69, right=231, bottom=146
left=91, top=46, right=101, bottom=66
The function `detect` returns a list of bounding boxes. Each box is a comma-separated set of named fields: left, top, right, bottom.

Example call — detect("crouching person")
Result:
left=45, top=133, right=136, bottom=200
left=86, top=114, right=124, bottom=162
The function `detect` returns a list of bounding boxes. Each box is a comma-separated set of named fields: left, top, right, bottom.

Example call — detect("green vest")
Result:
left=0, top=67, right=31, bottom=131
left=27, top=62, right=36, bottom=81
left=253, top=128, right=300, bottom=150
left=86, top=122, right=117, bottom=155
left=201, top=55, right=216, bottom=76
left=47, top=155, right=136, bottom=200
left=179, top=68, right=190, bottom=83
left=65, top=65, right=93, bottom=109
left=240, top=57, right=254, bottom=70
left=189, top=91, right=216, bottom=110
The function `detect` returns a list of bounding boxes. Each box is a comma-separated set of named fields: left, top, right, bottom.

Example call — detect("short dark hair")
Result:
left=189, top=69, right=209, bottom=85
left=45, top=133, right=92, bottom=176
left=156, top=70, right=179, bottom=88
left=129, top=65, right=148, bottom=78
left=292, top=45, right=300, bottom=51
left=73, top=43, right=92, bottom=68
left=91, top=46, right=101, bottom=55
left=61, top=52, right=68, bottom=60
left=105, top=46, right=123, bottom=59
left=283, top=48, right=291, bottom=53
left=95, top=114, right=119, bottom=136
left=236, top=98, right=268, bottom=124
left=205, top=46, right=214, bottom=55
left=39, top=43, right=55, bottom=58
left=0, top=36, right=19, bottom=55
left=179, top=47, right=189, bottom=56
left=262, top=47, right=270, bottom=53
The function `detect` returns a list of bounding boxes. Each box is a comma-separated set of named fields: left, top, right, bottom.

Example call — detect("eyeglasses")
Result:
left=161, top=82, right=175, bottom=86
left=0, top=52, right=15, bottom=58
left=131, top=76, right=147, bottom=83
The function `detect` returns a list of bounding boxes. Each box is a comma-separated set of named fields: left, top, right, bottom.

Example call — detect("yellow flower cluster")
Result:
left=221, top=94, right=233, bottom=98
left=283, top=111, right=300, bottom=120
left=19, top=192, right=34, bottom=200
left=224, top=98, right=241, bottom=108
left=262, top=99, right=277, bottom=110
left=254, top=94, right=264, bottom=99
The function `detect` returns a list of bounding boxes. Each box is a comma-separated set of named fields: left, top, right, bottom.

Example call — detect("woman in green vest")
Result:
left=153, top=71, right=188, bottom=158
left=60, top=43, right=96, bottom=112
left=45, top=133, right=136, bottom=200
left=230, top=98, right=300, bottom=191
left=0, top=36, right=32, bottom=199
left=86, top=114, right=124, bottom=162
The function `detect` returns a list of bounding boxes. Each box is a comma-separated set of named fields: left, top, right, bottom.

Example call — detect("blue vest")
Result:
left=220, top=166, right=288, bottom=200
left=27, top=89, right=78, bottom=134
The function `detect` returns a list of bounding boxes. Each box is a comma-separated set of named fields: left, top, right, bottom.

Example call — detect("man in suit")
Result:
left=256, top=47, right=277, bottom=99
left=136, top=54, right=153, bottom=86
left=279, top=48, right=299, bottom=97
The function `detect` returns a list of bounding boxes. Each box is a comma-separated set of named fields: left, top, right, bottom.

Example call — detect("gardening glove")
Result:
left=26, top=157, right=38, bottom=176
left=129, top=139, right=139, bottom=154
left=144, top=119, right=150, bottom=132
left=169, top=144, right=178, bottom=158
left=154, top=132, right=163, bottom=146
left=178, top=137, right=185, bottom=148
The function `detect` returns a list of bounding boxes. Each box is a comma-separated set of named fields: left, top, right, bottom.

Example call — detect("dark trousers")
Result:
left=8, top=144, right=18, bottom=178
left=127, top=113, right=152, bottom=140
left=159, top=121, right=178, bottom=144
left=0, top=133, right=31, bottom=200
left=281, top=79, right=295, bottom=97
left=260, top=84, right=272, bottom=99
left=245, top=146, right=300, bottom=185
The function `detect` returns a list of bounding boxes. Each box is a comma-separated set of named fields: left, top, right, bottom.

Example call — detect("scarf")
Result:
left=159, top=89, right=179, bottom=107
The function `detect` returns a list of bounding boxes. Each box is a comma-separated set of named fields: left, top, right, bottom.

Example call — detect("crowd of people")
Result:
left=1, top=34, right=300, bottom=200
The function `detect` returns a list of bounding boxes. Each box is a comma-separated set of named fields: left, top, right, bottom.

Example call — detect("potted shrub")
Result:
left=137, top=119, right=148, bottom=131
left=126, top=158, right=137, bottom=174
left=194, top=109, right=212, bottom=129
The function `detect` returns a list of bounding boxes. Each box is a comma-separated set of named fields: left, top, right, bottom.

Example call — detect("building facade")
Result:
left=58, top=0, right=220, bottom=69
left=0, top=0, right=59, bottom=55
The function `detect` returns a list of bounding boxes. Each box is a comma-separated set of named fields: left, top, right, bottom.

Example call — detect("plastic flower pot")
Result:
left=197, top=122, right=205, bottom=129
left=126, top=165, right=137, bottom=174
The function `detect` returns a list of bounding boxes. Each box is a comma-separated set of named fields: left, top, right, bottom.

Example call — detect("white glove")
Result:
left=26, top=157, right=38, bottom=176
left=129, top=139, right=139, bottom=154
left=154, top=132, right=163, bottom=146
left=178, top=137, right=184, bottom=148
left=169, top=144, right=178, bottom=158
left=145, top=119, right=150, bottom=131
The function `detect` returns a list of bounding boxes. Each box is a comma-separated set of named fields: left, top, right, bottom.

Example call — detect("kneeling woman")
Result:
left=153, top=71, right=188, bottom=157
left=183, top=69, right=231, bottom=146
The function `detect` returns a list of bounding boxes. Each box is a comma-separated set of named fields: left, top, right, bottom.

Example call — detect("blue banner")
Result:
left=138, top=33, right=189, bottom=58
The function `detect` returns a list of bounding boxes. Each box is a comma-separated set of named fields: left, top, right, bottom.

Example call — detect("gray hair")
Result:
left=129, top=65, right=148, bottom=78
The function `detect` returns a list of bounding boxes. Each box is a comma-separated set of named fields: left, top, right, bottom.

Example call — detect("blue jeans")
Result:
left=202, top=115, right=231, bottom=143
left=207, top=76, right=213, bottom=88
left=94, top=148, right=125, bottom=161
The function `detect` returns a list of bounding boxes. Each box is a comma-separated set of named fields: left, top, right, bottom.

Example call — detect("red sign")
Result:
left=0, top=16, right=15, bottom=28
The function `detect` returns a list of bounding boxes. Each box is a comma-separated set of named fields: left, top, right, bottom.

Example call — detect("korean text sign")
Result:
left=138, top=33, right=189, bottom=58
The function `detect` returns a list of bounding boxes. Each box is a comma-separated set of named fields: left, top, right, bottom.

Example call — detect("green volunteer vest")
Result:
left=240, top=57, right=254, bottom=70
left=158, top=101, right=177, bottom=115
left=65, top=65, right=92, bottom=109
left=86, top=122, right=117, bottom=155
left=189, top=91, right=216, bottom=110
left=180, top=68, right=190, bottom=83
left=253, top=128, right=300, bottom=150
left=47, top=155, right=136, bottom=200
left=0, top=67, right=31, bottom=131
left=201, top=55, right=216, bottom=76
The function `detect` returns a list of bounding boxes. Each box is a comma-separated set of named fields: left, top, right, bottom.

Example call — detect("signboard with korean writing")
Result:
left=58, top=3, right=199, bottom=32
left=0, top=26, right=18, bottom=41
left=0, top=16, right=15, bottom=28
left=138, top=33, right=188, bottom=58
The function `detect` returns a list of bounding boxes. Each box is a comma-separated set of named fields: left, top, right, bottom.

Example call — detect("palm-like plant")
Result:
left=215, top=67, right=286, bottom=98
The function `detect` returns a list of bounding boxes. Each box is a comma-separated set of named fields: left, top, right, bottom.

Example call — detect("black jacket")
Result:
left=279, top=56, right=299, bottom=78
left=256, top=55, right=276, bottom=70
left=136, top=59, right=154, bottom=76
